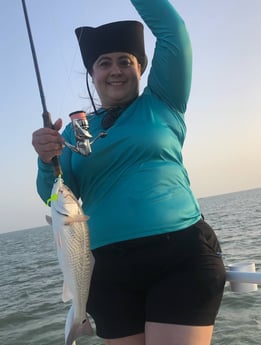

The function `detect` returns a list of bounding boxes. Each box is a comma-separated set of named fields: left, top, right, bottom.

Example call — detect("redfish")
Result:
left=46, top=176, right=94, bottom=345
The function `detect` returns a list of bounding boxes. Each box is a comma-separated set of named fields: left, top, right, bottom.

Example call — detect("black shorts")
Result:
left=87, top=219, right=226, bottom=339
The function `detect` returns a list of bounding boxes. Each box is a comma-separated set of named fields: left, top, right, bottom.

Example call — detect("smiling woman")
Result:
left=32, top=0, right=226, bottom=344
left=75, top=19, right=147, bottom=112
left=91, top=52, right=141, bottom=108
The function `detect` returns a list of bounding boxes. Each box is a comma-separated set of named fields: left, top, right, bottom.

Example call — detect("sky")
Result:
left=0, top=0, right=260, bottom=234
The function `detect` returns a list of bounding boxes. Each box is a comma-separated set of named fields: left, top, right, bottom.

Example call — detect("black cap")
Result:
left=75, top=20, right=147, bottom=75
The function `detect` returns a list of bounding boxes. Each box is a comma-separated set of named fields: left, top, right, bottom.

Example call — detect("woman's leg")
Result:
left=104, top=323, right=213, bottom=345
left=145, top=322, right=213, bottom=345
left=104, top=333, right=145, bottom=345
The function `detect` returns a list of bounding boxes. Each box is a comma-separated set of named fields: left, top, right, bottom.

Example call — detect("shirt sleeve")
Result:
left=36, top=158, right=56, bottom=204
left=131, top=0, right=192, bottom=114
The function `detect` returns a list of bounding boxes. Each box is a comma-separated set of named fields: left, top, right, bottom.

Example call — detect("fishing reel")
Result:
left=64, top=111, right=106, bottom=156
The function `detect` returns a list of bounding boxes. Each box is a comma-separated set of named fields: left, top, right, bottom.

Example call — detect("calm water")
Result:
left=1, top=188, right=261, bottom=345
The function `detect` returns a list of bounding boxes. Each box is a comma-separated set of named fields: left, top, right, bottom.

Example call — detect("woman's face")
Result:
left=91, top=52, right=142, bottom=108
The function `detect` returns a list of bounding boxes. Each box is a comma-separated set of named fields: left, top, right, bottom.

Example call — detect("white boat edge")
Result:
left=226, top=271, right=261, bottom=284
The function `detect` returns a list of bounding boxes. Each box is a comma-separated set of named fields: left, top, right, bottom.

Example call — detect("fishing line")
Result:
left=45, top=3, right=83, bottom=118
left=21, top=0, right=62, bottom=177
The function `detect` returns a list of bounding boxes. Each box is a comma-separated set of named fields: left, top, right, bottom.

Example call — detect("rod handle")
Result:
left=42, top=111, right=62, bottom=177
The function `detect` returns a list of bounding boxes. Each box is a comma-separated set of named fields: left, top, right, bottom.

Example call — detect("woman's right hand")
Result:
left=32, top=118, right=64, bottom=163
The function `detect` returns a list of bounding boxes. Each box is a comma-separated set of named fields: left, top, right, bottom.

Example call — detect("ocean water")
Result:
left=0, top=188, right=261, bottom=345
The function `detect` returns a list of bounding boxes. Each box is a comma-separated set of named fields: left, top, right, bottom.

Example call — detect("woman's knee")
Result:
left=145, top=322, right=213, bottom=345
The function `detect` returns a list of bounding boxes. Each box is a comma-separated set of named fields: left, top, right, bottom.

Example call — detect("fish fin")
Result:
left=62, top=283, right=73, bottom=303
left=65, top=306, right=94, bottom=345
left=45, top=215, right=52, bottom=225
left=80, top=317, right=94, bottom=336
left=64, top=214, right=89, bottom=225
left=90, top=252, right=95, bottom=272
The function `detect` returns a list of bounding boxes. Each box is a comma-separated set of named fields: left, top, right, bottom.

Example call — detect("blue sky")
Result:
left=0, top=0, right=260, bottom=233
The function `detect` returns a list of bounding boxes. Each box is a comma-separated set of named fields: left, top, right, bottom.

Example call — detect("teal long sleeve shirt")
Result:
left=37, top=0, right=201, bottom=249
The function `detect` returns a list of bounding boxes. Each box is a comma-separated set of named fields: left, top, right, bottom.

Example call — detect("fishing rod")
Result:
left=21, top=0, right=62, bottom=177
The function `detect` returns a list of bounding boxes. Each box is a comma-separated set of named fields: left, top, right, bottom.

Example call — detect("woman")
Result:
left=32, top=0, right=226, bottom=344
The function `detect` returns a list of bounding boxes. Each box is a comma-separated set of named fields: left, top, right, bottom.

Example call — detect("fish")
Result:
left=46, top=175, right=94, bottom=345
